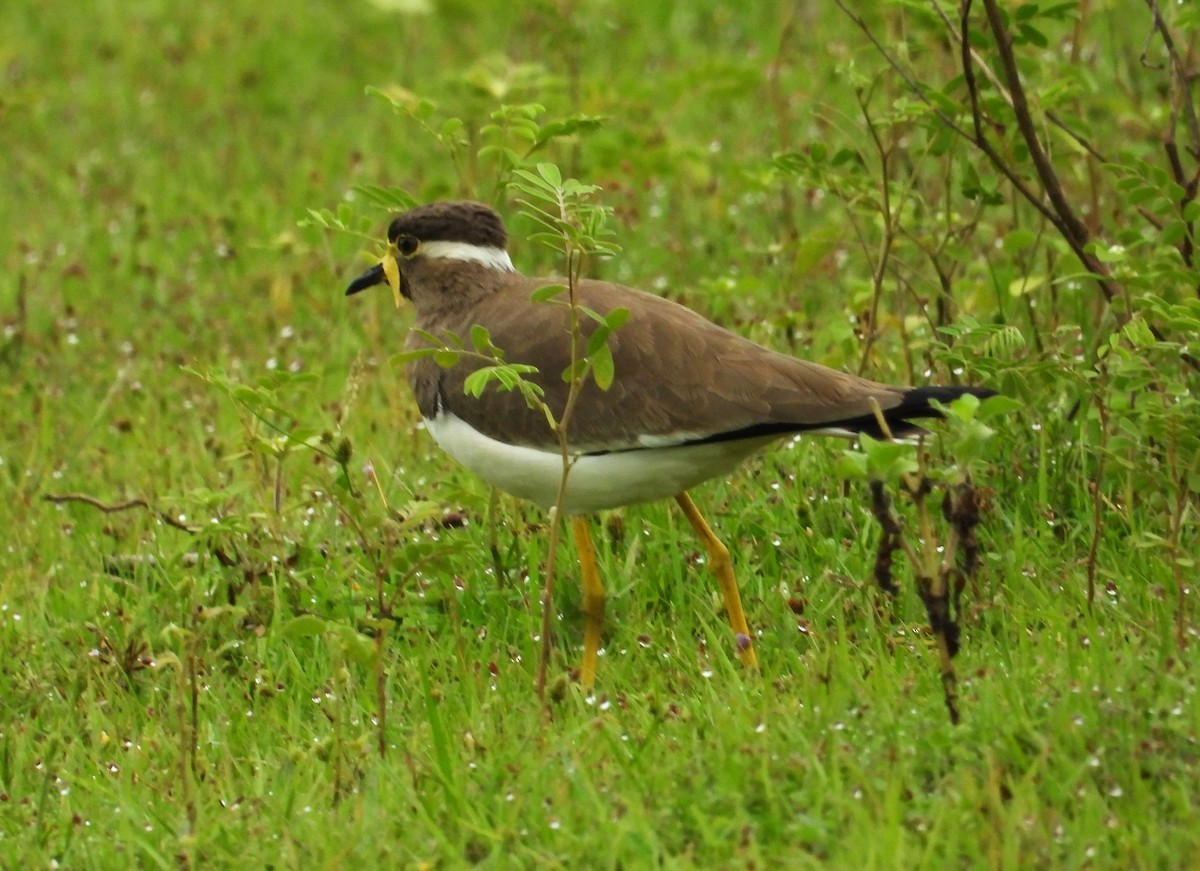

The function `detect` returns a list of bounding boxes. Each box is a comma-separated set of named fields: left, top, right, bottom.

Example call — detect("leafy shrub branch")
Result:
left=785, top=1, right=1199, bottom=647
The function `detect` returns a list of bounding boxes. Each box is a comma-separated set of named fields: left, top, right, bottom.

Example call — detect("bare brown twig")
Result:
left=1085, top=379, right=1110, bottom=611
left=43, top=492, right=199, bottom=533
left=855, top=86, right=902, bottom=376
left=869, top=481, right=904, bottom=597
left=964, top=0, right=1200, bottom=371
left=968, top=0, right=1127, bottom=316
left=766, top=1, right=804, bottom=244
left=1145, top=0, right=1200, bottom=153
left=838, top=0, right=1200, bottom=371
left=929, top=0, right=1110, bottom=163
left=536, top=233, right=589, bottom=702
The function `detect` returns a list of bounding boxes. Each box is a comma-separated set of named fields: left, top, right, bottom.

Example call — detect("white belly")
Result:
left=423, top=411, right=776, bottom=514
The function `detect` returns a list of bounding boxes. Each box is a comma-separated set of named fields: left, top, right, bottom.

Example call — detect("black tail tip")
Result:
left=904, top=385, right=998, bottom=407
left=869, top=385, right=999, bottom=438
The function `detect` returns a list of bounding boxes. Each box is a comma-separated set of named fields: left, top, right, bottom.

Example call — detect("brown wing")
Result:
left=408, top=276, right=907, bottom=452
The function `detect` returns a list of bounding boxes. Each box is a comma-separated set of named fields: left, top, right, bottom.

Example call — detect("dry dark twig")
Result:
left=836, top=0, right=1200, bottom=369
left=43, top=492, right=270, bottom=605
left=1085, top=383, right=1110, bottom=611
left=901, top=472, right=962, bottom=725
left=869, top=480, right=903, bottom=596
left=928, top=0, right=1110, bottom=163
left=1144, top=0, right=1200, bottom=153
left=965, top=0, right=1200, bottom=371
left=853, top=85, right=906, bottom=377
left=964, top=0, right=1126, bottom=316
left=43, top=492, right=198, bottom=533
left=1145, top=0, right=1200, bottom=280
left=942, top=479, right=983, bottom=618
left=979, top=0, right=1090, bottom=245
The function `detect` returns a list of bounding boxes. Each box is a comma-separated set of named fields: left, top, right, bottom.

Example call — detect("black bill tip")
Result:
left=345, top=263, right=386, bottom=296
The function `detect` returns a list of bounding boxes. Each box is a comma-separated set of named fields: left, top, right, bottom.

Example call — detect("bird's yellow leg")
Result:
left=572, top=516, right=605, bottom=691
left=674, top=492, right=759, bottom=669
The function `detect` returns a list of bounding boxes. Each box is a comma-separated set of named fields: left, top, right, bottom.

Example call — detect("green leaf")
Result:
left=534, top=115, right=606, bottom=147
left=537, top=163, right=563, bottom=187
left=561, top=179, right=600, bottom=197
left=1008, top=274, right=1046, bottom=296
left=519, top=381, right=548, bottom=410
left=975, top=395, right=1024, bottom=421
left=789, top=225, right=842, bottom=275
left=1016, top=22, right=1049, bottom=48
left=279, top=614, right=328, bottom=639
left=1121, top=316, right=1157, bottom=348
left=591, top=344, right=615, bottom=390
left=981, top=325, right=1027, bottom=358
left=331, top=624, right=379, bottom=668
left=433, top=350, right=461, bottom=368
left=391, top=347, right=442, bottom=366
left=942, top=392, right=982, bottom=423
left=470, top=324, right=493, bottom=354
left=512, top=169, right=559, bottom=196
left=1088, top=242, right=1127, bottom=264
left=463, top=363, right=539, bottom=397
left=1162, top=220, right=1187, bottom=246
left=232, top=385, right=261, bottom=405
left=463, top=368, right=495, bottom=397
left=578, top=305, right=607, bottom=325
left=949, top=418, right=996, bottom=465
left=1001, top=229, right=1038, bottom=254
left=530, top=283, right=567, bottom=303
left=396, top=501, right=449, bottom=530
left=604, top=307, right=630, bottom=331
left=409, top=327, right=456, bottom=349
left=860, top=434, right=919, bottom=480
left=353, top=184, right=418, bottom=211
left=837, top=451, right=869, bottom=481
left=561, top=358, right=588, bottom=383
left=585, top=325, right=612, bottom=357
left=1123, top=185, right=1160, bottom=207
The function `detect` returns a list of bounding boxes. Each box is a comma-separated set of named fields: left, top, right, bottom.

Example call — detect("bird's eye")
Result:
left=396, top=235, right=420, bottom=257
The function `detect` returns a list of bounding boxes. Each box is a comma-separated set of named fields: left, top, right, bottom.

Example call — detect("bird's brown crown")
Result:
left=386, top=201, right=508, bottom=251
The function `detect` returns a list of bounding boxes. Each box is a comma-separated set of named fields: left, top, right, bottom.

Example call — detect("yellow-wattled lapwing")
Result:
left=346, top=200, right=995, bottom=688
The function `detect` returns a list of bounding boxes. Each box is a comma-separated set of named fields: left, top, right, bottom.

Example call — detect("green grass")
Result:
left=2, top=0, right=1198, bottom=867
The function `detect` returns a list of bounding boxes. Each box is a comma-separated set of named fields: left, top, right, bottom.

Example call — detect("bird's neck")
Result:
left=405, top=258, right=520, bottom=316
